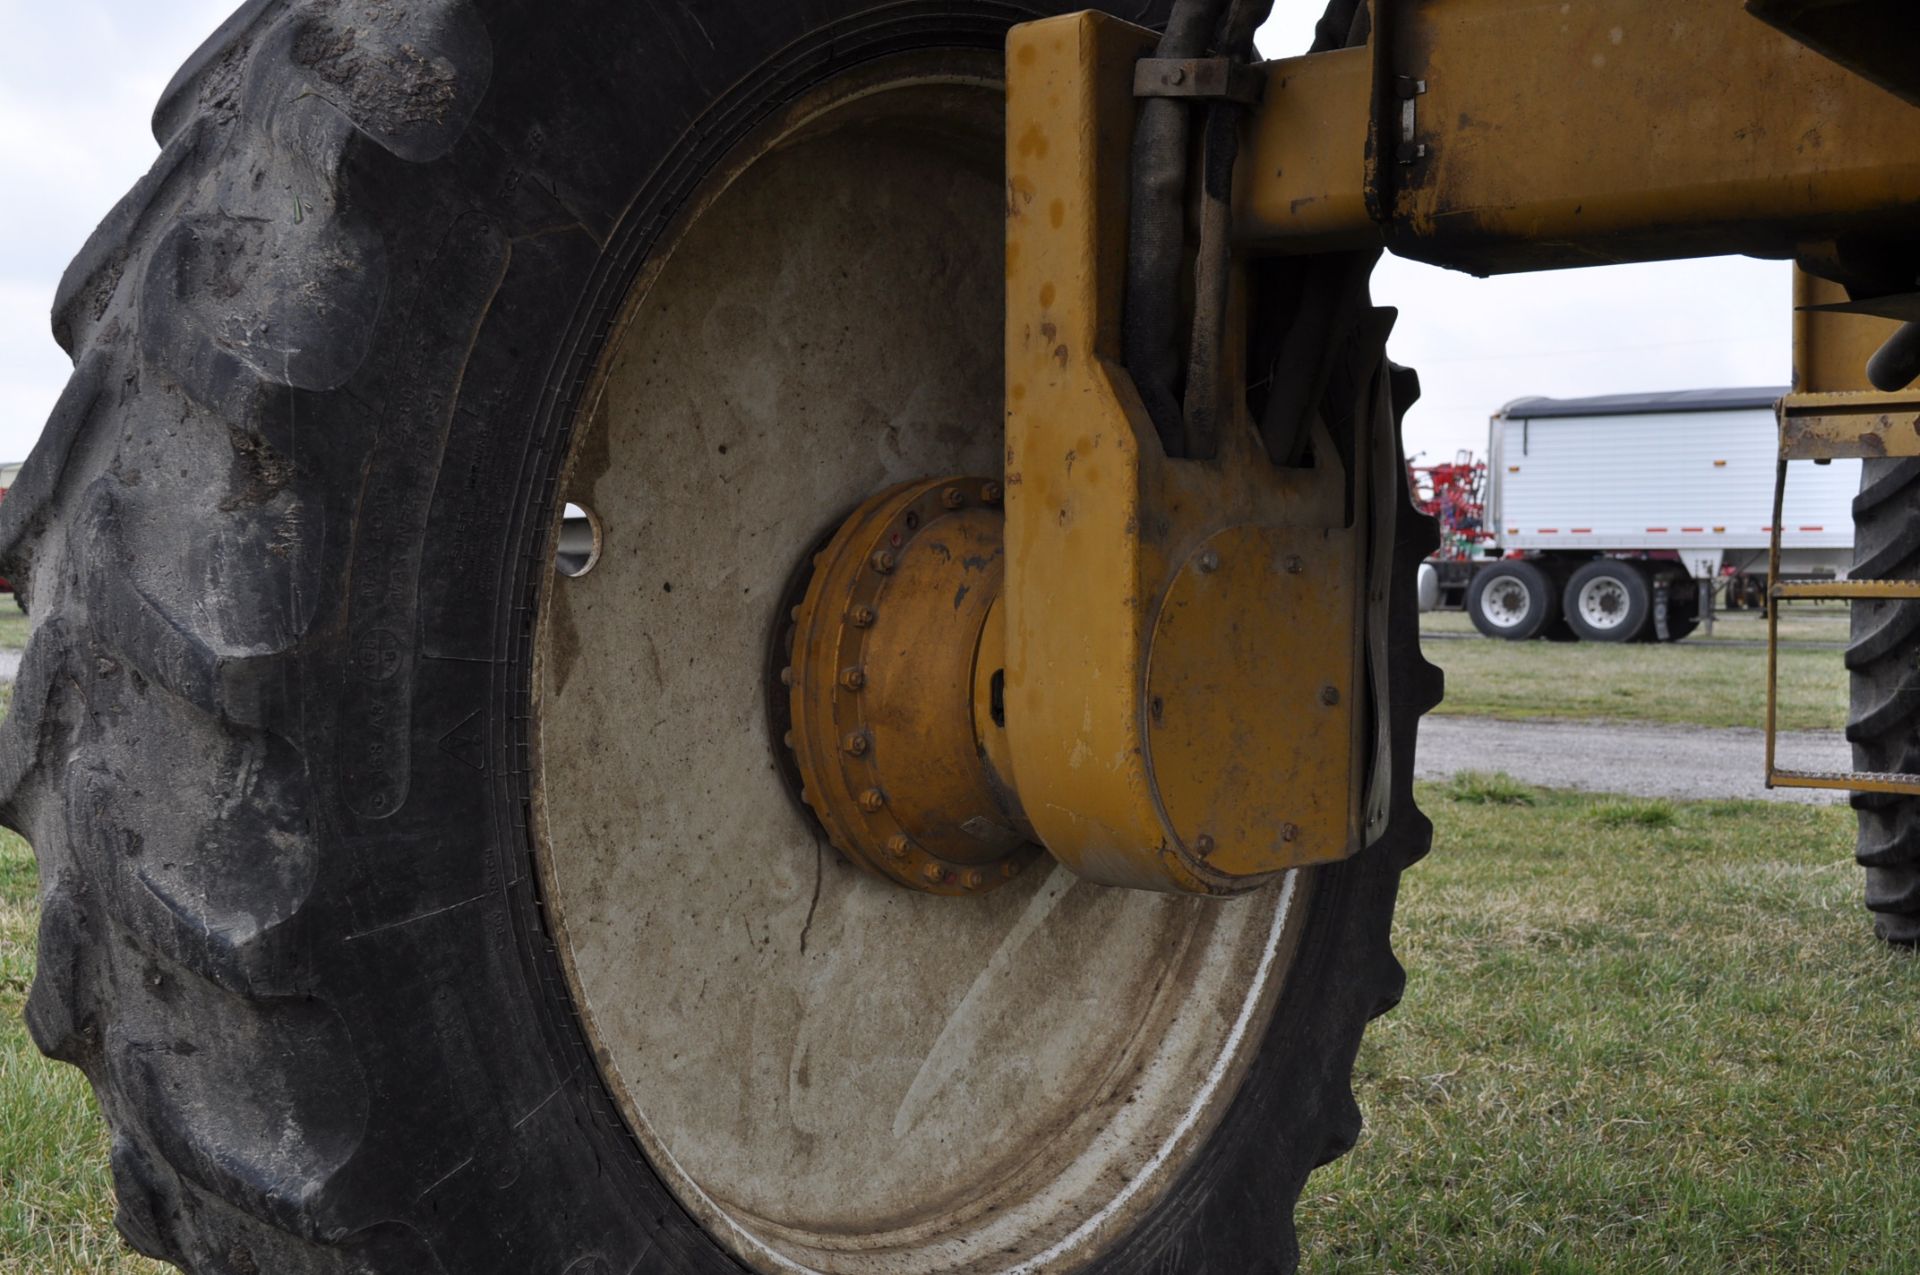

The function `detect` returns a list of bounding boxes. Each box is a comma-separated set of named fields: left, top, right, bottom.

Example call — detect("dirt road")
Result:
left=1415, top=716, right=1852, bottom=805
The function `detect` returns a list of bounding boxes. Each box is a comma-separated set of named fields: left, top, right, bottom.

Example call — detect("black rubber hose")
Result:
left=1123, top=0, right=1223, bottom=457
left=1867, top=320, right=1920, bottom=391
left=1179, top=0, right=1275, bottom=457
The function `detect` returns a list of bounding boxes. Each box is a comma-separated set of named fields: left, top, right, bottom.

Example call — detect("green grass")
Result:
left=3, top=792, right=1915, bottom=1271
left=1300, top=781, right=1920, bottom=1273
left=0, top=830, right=168, bottom=1274
left=1444, top=770, right=1540, bottom=807
left=1419, top=604, right=1850, bottom=647
left=0, top=610, right=29, bottom=654
left=1423, top=622, right=1849, bottom=732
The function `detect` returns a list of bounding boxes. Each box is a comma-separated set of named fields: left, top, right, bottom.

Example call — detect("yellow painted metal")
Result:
left=1768, top=768, right=1920, bottom=797
left=1234, top=44, right=1381, bottom=254
left=1763, top=272, right=1920, bottom=797
left=1772, top=580, right=1920, bottom=601
left=1145, top=527, right=1364, bottom=876
left=1003, top=14, right=1372, bottom=896
left=1779, top=272, right=1920, bottom=459
left=1779, top=395, right=1920, bottom=460
left=1233, top=0, right=1920, bottom=273
left=784, top=476, right=1041, bottom=895
left=1792, top=270, right=1891, bottom=395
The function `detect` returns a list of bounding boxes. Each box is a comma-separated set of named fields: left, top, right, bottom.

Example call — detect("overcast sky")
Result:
left=0, top=2, right=1788, bottom=468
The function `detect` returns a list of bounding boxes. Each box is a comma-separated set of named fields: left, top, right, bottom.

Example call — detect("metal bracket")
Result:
left=1395, top=75, right=1428, bottom=165
left=1134, top=57, right=1266, bottom=106
left=1766, top=397, right=1920, bottom=796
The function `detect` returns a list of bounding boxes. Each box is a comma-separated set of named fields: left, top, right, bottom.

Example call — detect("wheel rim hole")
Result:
left=556, top=503, right=603, bottom=578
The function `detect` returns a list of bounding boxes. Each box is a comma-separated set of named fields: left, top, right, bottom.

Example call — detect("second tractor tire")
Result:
left=1848, top=457, right=1920, bottom=945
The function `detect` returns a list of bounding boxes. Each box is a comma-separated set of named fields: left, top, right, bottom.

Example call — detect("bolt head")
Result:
left=782, top=731, right=795, bottom=749
left=886, top=833, right=912, bottom=860
left=942, top=487, right=966, bottom=510
left=1320, top=685, right=1341, bottom=707
left=1280, top=822, right=1300, bottom=843
left=964, top=869, right=985, bottom=890
left=849, top=606, right=876, bottom=628
left=779, top=666, right=794, bottom=687
left=1198, top=549, right=1221, bottom=574
left=1284, top=555, right=1305, bottom=575
left=842, top=732, right=869, bottom=757
left=790, top=605, right=804, bottom=623
left=982, top=481, right=1003, bottom=505
left=840, top=667, right=866, bottom=691
left=858, top=788, right=886, bottom=813
left=923, top=862, right=950, bottom=886
left=871, top=549, right=896, bottom=575
left=1169, top=66, right=1187, bottom=85
left=1195, top=833, right=1216, bottom=856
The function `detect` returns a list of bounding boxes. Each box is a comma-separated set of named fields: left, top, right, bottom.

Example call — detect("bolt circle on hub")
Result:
left=775, top=475, right=1037, bottom=896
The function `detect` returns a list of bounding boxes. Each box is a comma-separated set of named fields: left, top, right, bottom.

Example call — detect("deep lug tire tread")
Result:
left=1849, top=459, right=1920, bottom=945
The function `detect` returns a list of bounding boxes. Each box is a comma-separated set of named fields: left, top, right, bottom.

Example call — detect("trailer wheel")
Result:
left=1651, top=573, right=1699, bottom=643
left=1562, top=559, right=1653, bottom=642
left=1847, top=458, right=1920, bottom=945
left=1467, top=560, right=1560, bottom=640
left=4, top=2, right=1445, bottom=1271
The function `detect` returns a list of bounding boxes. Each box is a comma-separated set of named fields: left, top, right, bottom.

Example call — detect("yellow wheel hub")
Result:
left=778, top=475, right=1039, bottom=895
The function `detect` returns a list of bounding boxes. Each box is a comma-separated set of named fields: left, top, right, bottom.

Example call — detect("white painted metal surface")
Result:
left=1487, top=401, right=1858, bottom=571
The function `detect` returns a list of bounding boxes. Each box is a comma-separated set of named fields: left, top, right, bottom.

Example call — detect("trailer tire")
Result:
left=1467, top=560, right=1560, bottom=640
left=1562, top=559, right=1653, bottom=642
left=4, top=2, right=1446, bottom=1271
left=1847, top=457, right=1920, bottom=945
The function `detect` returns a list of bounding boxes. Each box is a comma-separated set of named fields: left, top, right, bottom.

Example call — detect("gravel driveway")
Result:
left=1415, top=716, right=1853, bottom=805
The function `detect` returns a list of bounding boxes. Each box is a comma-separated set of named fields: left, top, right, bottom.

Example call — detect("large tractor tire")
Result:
left=6, top=2, right=1440, bottom=1271
left=1848, top=458, right=1920, bottom=945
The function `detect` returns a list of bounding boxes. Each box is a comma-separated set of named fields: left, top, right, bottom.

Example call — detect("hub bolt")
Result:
left=964, top=869, right=985, bottom=890
left=871, top=550, right=896, bottom=575
left=886, top=834, right=912, bottom=860
left=942, top=487, right=966, bottom=510
left=982, top=481, right=1003, bottom=505
left=842, top=732, right=870, bottom=757
left=923, top=862, right=950, bottom=886
left=1198, top=550, right=1221, bottom=574
left=859, top=788, right=886, bottom=812
left=840, top=667, right=866, bottom=691
left=1195, top=833, right=1216, bottom=856
left=1280, top=822, right=1300, bottom=843
left=849, top=605, right=876, bottom=628
left=1284, top=555, right=1304, bottom=575
left=1320, top=685, right=1341, bottom=707
left=779, top=666, right=795, bottom=688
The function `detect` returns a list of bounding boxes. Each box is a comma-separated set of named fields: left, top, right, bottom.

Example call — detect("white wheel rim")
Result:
left=529, top=56, right=1305, bottom=1275
left=1577, top=574, right=1633, bottom=631
left=1480, top=572, right=1534, bottom=629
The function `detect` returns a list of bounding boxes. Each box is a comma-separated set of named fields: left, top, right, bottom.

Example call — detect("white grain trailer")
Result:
left=1461, top=387, right=1859, bottom=641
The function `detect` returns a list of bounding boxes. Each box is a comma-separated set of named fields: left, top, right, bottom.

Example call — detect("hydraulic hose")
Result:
left=1123, top=0, right=1226, bottom=457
